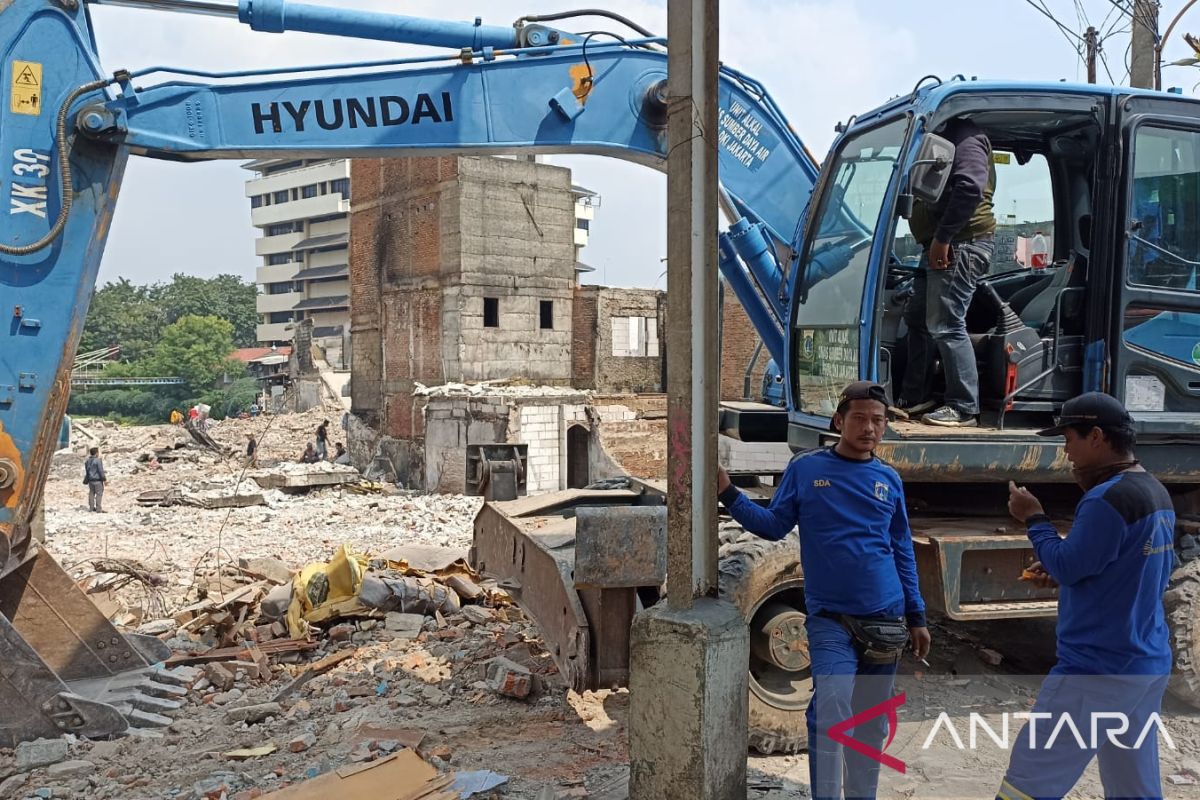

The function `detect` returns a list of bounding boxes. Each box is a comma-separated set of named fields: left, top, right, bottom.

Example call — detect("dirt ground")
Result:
left=3, top=408, right=1199, bottom=799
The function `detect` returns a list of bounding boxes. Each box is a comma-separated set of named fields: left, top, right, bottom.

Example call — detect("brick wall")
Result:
left=349, top=163, right=382, bottom=424
left=576, top=287, right=665, bottom=393
left=571, top=289, right=598, bottom=388
left=720, top=283, right=771, bottom=402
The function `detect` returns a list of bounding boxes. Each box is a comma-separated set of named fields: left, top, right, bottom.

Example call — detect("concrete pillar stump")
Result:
left=629, top=597, right=749, bottom=799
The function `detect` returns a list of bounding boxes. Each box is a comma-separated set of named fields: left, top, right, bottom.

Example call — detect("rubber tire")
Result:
left=718, top=533, right=810, bottom=755
left=1166, top=559, right=1200, bottom=707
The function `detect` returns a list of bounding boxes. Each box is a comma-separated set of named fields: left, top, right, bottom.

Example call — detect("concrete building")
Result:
left=571, top=184, right=598, bottom=285
left=349, top=155, right=579, bottom=437
left=244, top=158, right=352, bottom=367
left=347, top=154, right=680, bottom=492
left=572, top=286, right=665, bottom=393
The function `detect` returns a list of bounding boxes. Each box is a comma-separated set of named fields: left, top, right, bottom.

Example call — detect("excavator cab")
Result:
left=788, top=81, right=1200, bottom=440
left=784, top=80, right=1200, bottom=624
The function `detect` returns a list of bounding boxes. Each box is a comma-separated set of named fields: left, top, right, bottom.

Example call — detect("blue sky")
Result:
left=91, top=0, right=1196, bottom=289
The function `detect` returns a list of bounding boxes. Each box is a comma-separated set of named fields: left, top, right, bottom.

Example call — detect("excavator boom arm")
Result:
left=0, top=0, right=818, bottom=746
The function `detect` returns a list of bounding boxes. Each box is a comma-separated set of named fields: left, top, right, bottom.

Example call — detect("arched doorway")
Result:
left=567, top=425, right=590, bottom=489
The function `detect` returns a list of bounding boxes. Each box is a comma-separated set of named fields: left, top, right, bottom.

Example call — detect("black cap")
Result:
left=1037, top=392, right=1134, bottom=437
left=835, top=381, right=888, bottom=415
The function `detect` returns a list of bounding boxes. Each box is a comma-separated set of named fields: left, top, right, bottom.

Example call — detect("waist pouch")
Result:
left=828, top=613, right=908, bottom=665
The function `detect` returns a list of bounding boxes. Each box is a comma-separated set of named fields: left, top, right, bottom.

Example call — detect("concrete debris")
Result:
left=15, top=738, right=69, bottom=770
left=385, top=612, right=427, bottom=637
left=239, top=556, right=294, bottom=586
left=46, top=760, right=96, bottom=779
left=0, top=773, right=29, bottom=796
left=460, top=605, right=494, bottom=626
left=415, top=379, right=589, bottom=399
left=224, top=702, right=283, bottom=724
left=486, top=656, right=534, bottom=700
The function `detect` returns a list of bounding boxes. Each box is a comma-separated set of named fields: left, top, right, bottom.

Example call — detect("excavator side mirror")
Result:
left=908, top=133, right=955, bottom=205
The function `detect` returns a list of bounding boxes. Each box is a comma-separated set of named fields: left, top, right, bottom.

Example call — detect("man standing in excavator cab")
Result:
left=900, top=117, right=997, bottom=428
left=717, top=381, right=930, bottom=800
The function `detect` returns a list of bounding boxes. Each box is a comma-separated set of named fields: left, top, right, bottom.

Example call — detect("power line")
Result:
left=1100, top=0, right=1134, bottom=19
left=1097, top=0, right=1122, bottom=34
left=1021, top=0, right=1086, bottom=49
left=1099, top=42, right=1119, bottom=81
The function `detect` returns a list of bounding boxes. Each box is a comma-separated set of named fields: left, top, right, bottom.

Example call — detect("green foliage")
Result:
left=75, top=274, right=263, bottom=423
left=146, top=315, right=238, bottom=391
left=67, top=388, right=185, bottom=424
left=155, top=273, right=259, bottom=347
left=81, top=273, right=259, bottom=362
left=78, top=278, right=165, bottom=362
left=204, top=377, right=260, bottom=420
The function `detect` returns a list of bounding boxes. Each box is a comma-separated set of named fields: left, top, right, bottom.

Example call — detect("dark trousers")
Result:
left=997, top=671, right=1169, bottom=800
left=806, top=613, right=901, bottom=800
left=901, top=239, right=994, bottom=415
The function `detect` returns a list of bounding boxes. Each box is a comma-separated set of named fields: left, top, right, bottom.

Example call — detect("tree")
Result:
left=146, top=315, right=240, bottom=391
left=79, top=278, right=165, bottom=362
left=154, top=274, right=259, bottom=347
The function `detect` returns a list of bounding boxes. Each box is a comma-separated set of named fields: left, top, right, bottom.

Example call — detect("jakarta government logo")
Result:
left=802, top=333, right=815, bottom=357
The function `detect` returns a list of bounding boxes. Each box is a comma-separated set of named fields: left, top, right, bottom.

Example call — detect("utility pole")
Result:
left=1085, top=25, right=1099, bottom=83
left=1131, top=0, right=1159, bottom=88
left=628, top=0, right=749, bottom=796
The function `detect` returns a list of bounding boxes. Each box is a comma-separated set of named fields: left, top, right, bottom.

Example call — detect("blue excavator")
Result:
left=5, top=0, right=1200, bottom=753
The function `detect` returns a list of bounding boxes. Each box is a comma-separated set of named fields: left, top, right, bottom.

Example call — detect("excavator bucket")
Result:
left=0, top=549, right=186, bottom=748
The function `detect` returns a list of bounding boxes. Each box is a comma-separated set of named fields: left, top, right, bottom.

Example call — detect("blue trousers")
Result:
left=806, top=613, right=901, bottom=800
left=996, top=671, right=1169, bottom=800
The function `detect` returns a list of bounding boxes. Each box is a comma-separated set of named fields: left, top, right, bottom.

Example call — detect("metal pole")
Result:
left=88, top=0, right=238, bottom=17
left=1156, top=0, right=1200, bottom=90
left=665, top=0, right=719, bottom=609
left=1131, top=0, right=1159, bottom=89
left=1085, top=26, right=1099, bottom=83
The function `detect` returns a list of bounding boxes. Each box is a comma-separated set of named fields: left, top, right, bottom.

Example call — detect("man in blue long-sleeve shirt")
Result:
left=718, top=381, right=929, bottom=800
left=997, top=392, right=1174, bottom=800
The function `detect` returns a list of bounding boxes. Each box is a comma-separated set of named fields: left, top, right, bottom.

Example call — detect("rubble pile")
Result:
left=11, top=410, right=640, bottom=798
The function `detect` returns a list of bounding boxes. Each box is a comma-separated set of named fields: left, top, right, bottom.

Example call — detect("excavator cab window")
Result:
left=792, top=117, right=909, bottom=416
left=1118, top=122, right=1200, bottom=411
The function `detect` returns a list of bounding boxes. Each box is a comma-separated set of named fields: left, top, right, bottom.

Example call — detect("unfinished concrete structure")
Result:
left=349, top=155, right=663, bottom=492
left=572, top=286, right=666, bottom=394
left=350, top=156, right=577, bottom=406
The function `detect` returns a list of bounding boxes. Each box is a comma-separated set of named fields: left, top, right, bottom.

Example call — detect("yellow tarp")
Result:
left=286, top=544, right=368, bottom=638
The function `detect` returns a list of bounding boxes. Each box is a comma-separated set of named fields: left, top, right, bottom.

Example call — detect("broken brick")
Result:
left=486, top=657, right=533, bottom=699
left=288, top=733, right=316, bottom=753
left=204, top=662, right=236, bottom=692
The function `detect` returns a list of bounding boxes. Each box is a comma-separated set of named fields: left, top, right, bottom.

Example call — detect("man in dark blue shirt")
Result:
left=998, top=392, right=1174, bottom=800
left=718, top=381, right=929, bottom=800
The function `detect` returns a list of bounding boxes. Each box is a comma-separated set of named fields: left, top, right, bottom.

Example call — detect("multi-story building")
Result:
left=571, top=184, right=597, bottom=285
left=244, top=158, right=352, bottom=366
